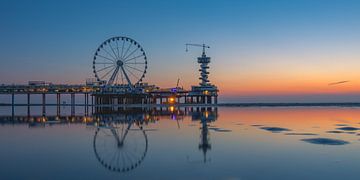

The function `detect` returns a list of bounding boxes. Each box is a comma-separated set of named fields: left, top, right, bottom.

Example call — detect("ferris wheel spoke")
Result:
left=125, top=64, right=144, bottom=73
left=122, top=42, right=133, bottom=60
left=109, top=149, right=119, bottom=166
left=115, top=149, right=122, bottom=170
left=116, top=40, right=120, bottom=59
left=97, top=65, right=115, bottom=72
left=123, top=47, right=140, bottom=61
left=109, top=42, right=120, bottom=60
left=102, top=47, right=117, bottom=61
left=124, top=54, right=145, bottom=63
left=120, top=150, right=126, bottom=170
left=123, top=151, right=135, bottom=167
left=120, top=40, right=125, bottom=59
left=94, top=62, right=114, bottom=65
left=124, top=66, right=140, bottom=81
left=125, top=62, right=145, bottom=65
left=101, top=66, right=116, bottom=80
left=127, top=149, right=140, bottom=160
left=97, top=54, right=115, bottom=62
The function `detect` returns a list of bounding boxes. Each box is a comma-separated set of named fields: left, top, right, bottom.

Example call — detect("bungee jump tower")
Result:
left=186, top=43, right=218, bottom=104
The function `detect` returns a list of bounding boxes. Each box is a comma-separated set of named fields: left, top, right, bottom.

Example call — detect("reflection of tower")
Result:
left=191, top=107, right=218, bottom=163
left=199, top=118, right=211, bottom=163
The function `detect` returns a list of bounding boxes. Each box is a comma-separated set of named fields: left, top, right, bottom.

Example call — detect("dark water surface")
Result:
left=1, top=106, right=360, bottom=180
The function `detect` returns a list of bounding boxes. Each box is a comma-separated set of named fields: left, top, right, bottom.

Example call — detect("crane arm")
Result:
left=185, top=43, right=210, bottom=54
left=186, top=43, right=210, bottom=48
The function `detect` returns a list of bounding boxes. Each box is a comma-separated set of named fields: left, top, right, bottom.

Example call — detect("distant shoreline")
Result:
left=2, top=102, right=360, bottom=107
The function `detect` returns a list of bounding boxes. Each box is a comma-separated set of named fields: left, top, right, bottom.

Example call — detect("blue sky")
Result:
left=1, top=0, right=360, bottom=102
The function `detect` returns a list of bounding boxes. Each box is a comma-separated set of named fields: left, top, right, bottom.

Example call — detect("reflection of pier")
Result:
left=0, top=114, right=94, bottom=128
left=0, top=106, right=218, bottom=172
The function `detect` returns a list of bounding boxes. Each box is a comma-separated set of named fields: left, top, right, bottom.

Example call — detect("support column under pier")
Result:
left=207, top=96, right=212, bottom=104
left=27, top=93, right=30, bottom=116
left=71, top=93, right=75, bottom=116
left=56, top=93, right=60, bottom=116
left=11, top=93, right=14, bottom=116
left=42, top=93, right=46, bottom=116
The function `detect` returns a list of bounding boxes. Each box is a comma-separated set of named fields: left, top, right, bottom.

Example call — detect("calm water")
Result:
left=1, top=105, right=360, bottom=180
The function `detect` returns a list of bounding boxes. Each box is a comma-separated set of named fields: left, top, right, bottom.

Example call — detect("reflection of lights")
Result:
left=41, top=117, right=46, bottom=122
left=205, top=111, right=209, bottom=118
left=83, top=117, right=92, bottom=123
left=170, top=106, right=175, bottom=112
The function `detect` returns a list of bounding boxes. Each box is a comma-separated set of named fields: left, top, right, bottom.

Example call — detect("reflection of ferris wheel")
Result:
left=92, top=36, right=148, bottom=86
left=93, top=121, right=148, bottom=172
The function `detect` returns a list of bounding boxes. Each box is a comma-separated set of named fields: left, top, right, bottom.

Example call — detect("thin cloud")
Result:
left=328, top=81, right=349, bottom=86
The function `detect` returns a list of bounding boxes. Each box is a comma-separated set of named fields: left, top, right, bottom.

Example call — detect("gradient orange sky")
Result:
left=1, top=0, right=360, bottom=102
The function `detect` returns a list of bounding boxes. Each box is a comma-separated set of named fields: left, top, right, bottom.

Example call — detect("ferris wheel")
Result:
left=92, top=36, right=148, bottom=86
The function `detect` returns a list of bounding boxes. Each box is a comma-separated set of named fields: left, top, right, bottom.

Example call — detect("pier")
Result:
left=0, top=36, right=218, bottom=108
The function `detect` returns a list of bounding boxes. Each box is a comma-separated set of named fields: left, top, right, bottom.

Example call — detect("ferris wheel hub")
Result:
left=116, top=60, right=124, bottom=66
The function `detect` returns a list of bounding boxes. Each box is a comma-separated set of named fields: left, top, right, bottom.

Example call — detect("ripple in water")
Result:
left=285, top=133, right=318, bottom=136
left=301, top=138, right=349, bottom=145
left=260, top=127, right=291, bottom=133
left=326, top=130, right=345, bottom=134
left=336, top=127, right=359, bottom=131
left=335, top=124, right=348, bottom=126
left=209, top=127, right=232, bottom=132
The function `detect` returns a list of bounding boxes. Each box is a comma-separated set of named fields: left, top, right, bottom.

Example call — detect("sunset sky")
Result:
left=1, top=0, right=360, bottom=102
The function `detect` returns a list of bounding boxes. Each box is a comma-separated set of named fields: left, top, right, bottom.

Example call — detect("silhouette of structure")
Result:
left=0, top=36, right=219, bottom=107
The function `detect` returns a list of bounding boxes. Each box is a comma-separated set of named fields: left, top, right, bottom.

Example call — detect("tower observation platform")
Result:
left=0, top=37, right=219, bottom=107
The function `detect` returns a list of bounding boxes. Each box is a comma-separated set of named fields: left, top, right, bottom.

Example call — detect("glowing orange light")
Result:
left=169, top=97, right=175, bottom=103
left=170, top=106, right=174, bottom=112
left=204, top=90, right=209, bottom=95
